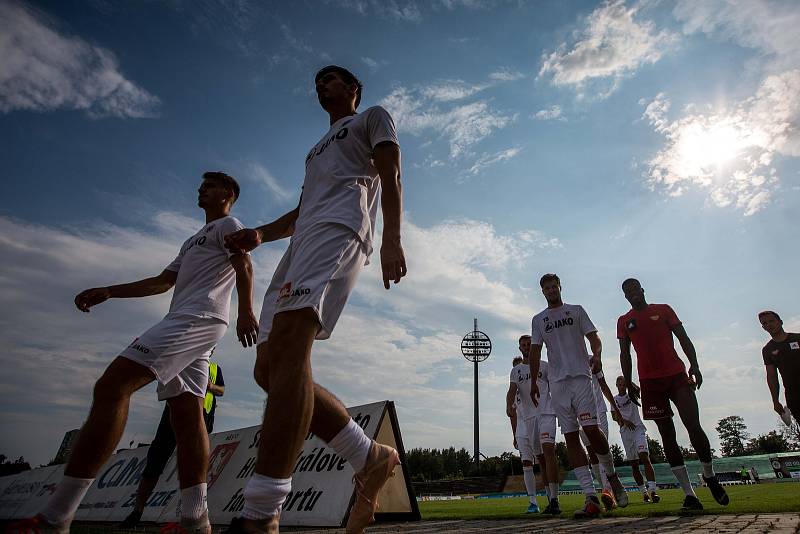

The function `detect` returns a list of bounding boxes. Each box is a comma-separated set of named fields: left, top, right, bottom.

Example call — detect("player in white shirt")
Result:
left=614, top=375, right=660, bottom=503
left=579, top=367, right=626, bottom=510
left=508, top=356, right=523, bottom=451
left=223, top=65, right=405, bottom=534
left=530, top=274, right=628, bottom=519
left=25, top=172, right=257, bottom=534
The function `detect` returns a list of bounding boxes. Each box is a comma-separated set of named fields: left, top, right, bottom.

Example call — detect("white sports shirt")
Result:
left=296, top=106, right=399, bottom=255
left=531, top=303, right=597, bottom=382
left=510, top=360, right=555, bottom=419
left=166, top=215, right=245, bottom=324
left=614, top=392, right=645, bottom=428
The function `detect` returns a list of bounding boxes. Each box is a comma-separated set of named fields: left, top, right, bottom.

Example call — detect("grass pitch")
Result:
left=418, top=483, right=800, bottom=520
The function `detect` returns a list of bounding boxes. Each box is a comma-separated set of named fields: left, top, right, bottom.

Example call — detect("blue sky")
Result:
left=1, top=0, right=799, bottom=466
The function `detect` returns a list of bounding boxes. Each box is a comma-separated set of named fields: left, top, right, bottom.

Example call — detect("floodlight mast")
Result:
left=461, top=317, right=492, bottom=470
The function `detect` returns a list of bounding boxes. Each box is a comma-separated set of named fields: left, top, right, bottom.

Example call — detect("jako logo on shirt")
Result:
left=128, top=338, right=150, bottom=354
left=544, top=316, right=573, bottom=333
left=182, top=235, right=207, bottom=255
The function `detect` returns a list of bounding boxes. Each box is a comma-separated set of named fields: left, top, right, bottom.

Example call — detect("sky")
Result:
left=1, top=0, right=799, bottom=467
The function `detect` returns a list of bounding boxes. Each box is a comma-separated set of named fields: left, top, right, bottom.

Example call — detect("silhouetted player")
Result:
left=222, top=65, right=405, bottom=534
left=618, top=278, right=728, bottom=511
left=759, top=310, right=800, bottom=424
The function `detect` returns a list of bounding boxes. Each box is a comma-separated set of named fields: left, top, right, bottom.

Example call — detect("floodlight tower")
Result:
left=461, top=318, right=491, bottom=469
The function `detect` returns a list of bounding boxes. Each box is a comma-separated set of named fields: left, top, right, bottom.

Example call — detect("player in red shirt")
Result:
left=617, top=278, right=729, bottom=511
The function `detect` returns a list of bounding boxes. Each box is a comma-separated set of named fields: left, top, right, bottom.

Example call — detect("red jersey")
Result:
left=617, top=303, right=686, bottom=379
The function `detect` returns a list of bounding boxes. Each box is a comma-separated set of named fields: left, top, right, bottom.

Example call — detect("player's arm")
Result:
left=224, top=200, right=301, bottom=254
left=510, top=409, right=518, bottom=449
left=373, top=141, right=407, bottom=290
left=619, top=338, right=641, bottom=403
left=597, top=373, right=634, bottom=429
left=75, top=269, right=178, bottom=312
left=207, top=381, right=225, bottom=396
left=529, top=343, right=543, bottom=406
left=586, top=330, right=602, bottom=372
left=671, top=324, right=702, bottom=388
left=765, top=364, right=784, bottom=414
left=506, top=383, right=518, bottom=417
left=230, top=253, right=258, bottom=347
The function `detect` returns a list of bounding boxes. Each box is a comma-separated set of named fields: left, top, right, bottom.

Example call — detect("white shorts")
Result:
left=119, top=312, right=226, bottom=400
left=580, top=410, right=609, bottom=447
left=257, top=223, right=367, bottom=344
left=621, top=425, right=649, bottom=461
left=551, top=375, right=599, bottom=434
left=515, top=417, right=535, bottom=463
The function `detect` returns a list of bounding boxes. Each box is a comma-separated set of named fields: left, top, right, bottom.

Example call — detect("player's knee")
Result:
left=93, top=373, right=127, bottom=404
left=269, top=309, right=318, bottom=352
left=253, top=364, right=270, bottom=392
left=522, top=460, right=534, bottom=467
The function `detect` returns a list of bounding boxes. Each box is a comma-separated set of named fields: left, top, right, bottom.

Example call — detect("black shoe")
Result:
left=117, top=509, right=143, bottom=529
left=680, top=494, right=704, bottom=511
left=222, top=517, right=246, bottom=534
left=702, top=475, right=730, bottom=506
left=544, top=497, right=561, bottom=515
left=573, top=495, right=602, bottom=519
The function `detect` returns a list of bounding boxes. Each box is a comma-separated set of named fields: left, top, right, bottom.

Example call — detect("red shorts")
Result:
left=640, top=372, right=695, bottom=419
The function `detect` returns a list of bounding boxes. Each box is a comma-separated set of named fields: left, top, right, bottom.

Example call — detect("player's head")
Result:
left=512, top=356, right=522, bottom=367
left=616, top=375, right=626, bottom=393
left=622, top=278, right=645, bottom=307
left=315, top=65, right=362, bottom=111
left=199, top=171, right=239, bottom=210
left=758, top=310, right=783, bottom=335
left=518, top=334, right=531, bottom=357
left=539, top=273, right=561, bottom=305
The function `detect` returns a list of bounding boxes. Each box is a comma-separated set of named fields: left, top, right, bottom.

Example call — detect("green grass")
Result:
left=419, top=483, right=800, bottom=520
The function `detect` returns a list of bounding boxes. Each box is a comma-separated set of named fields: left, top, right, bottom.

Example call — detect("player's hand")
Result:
left=773, top=401, right=785, bottom=415
left=380, top=236, right=407, bottom=290
left=688, top=365, right=703, bottom=389
left=531, top=383, right=540, bottom=407
left=589, top=354, right=602, bottom=373
left=236, top=308, right=259, bottom=347
left=75, top=287, right=111, bottom=312
left=622, top=417, right=636, bottom=430
left=627, top=380, right=641, bottom=405
left=225, top=228, right=262, bottom=254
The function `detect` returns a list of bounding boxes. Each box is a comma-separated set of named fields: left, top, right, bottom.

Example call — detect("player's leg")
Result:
left=120, top=405, right=176, bottom=527
left=638, top=452, right=659, bottom=502
left=620, top=428, right=646, bottom=501
left=524, top=418, right=541, bottom=513
left=37, top=357, right=155, bottom=529
left=670, top=379, right=728, bottom=505
left=539, top=414, right=560, bottom=514
left=653, top=416, right=701, bottom=510
left=564, top=430, right=602, bottom=518
left=168, top=392, right=210, bottom=532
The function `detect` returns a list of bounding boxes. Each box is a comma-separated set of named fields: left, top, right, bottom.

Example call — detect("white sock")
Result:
left=638, top=484, right=647, bottom=494
left=596, top=452, right=616, bottom=479
left=599, top=463, right=611, bottom=491
left=328, top=419, right=372, bottom=473
left=701, top=461, right=715, bottom=478
left=590, top=463, right=602, bottom=490
left=671, top=465, right=696, bottom=497
left=242, top=473, right=291, bottom=520
left=574, top=465, right=596, bottom=497
left=544, top=484, right=552, bottom=500
left=40, top=476, right=94, bottom=525
left=647, top=480, right=657, bottom=492
left=180, top=483, right=207, bottom=520
left=523, top=466, right=537, bottom=503
left=549, top=482, right=559, bottom=500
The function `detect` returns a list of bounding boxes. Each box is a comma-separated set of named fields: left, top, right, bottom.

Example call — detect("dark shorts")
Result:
left=787, top=389, right=800, bottom=424
left=141, top=404, right=213, bottom=479
left=640, top=372, right=694, bottom=420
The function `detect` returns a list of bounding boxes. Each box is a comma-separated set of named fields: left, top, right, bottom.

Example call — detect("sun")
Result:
left=673, top=117, right=749, bottom=180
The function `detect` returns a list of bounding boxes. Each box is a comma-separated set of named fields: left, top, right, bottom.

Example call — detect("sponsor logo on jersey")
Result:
left=790, top=342, right=800, bottom=350
left=773, top=349, right=780, bottom=355
left=578, top=412, right=593, bottom=421
left=278, top=281, right=312, bottom=302
left=627, top=319, right=637, bottom=331
left=182, top=234, right=208, bottom=255
left=544, top=316, right=574, bottom=333
left=305, top=126, right=350, bottom=165
left=650, top=315, right=660, bottom=321
left=128, top=338, right=151, bottom=354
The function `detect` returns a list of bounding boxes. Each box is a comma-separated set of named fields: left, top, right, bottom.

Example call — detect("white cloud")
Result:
left=247, top=163, right=294, bottom=202
left=673, top=0, right=800, bottom=72
left=326, top=0, right=421, bottom=21
left=539, top=0, right=676, bottom=98
left=533, top=105, right=565, bottom=121
left=360, top=56, right=383, bottom=71
left=0, top=1, right=160, bottom=118
left=420, top=80, right=489, bottom=102
left=380, top=86, right=515, bottom=158
left=488, top=67, right=525, bottom=82
left=642, top=70, right=800, bottom=215
left=468, top=147, right=522, bottom=175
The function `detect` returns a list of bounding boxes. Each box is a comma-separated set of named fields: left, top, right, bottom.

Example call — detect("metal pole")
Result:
left=473, top=318, right=479, bottom=470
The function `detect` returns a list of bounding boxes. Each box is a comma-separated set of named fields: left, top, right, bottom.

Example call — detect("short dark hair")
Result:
left=203, top=171, right=240, bottom=202
left=315, top=65, right=363, bottom=108
left=622, top=278, right=641, bottom=290
left=539, top=273, right=560, bottom=288
left=512, top=357, right=523, bottom=366
left=758, top=310, right=782, bottom=322
left=518, top=334, right=531, bottom=342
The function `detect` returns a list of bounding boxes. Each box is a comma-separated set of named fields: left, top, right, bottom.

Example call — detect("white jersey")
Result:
left=614, top=392, right=644, bottom=428
left=297, top=106, right=399, bottom=255
left=511, top=360, right=555, bottom=419
left=531, top=303, right=597, bottom=382
left=533, top=359, right=555, bottom=416
left=166, top=216, right=245, bottom=324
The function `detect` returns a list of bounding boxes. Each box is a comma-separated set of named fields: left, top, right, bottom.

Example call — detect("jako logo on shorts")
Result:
left=278, top=282, right=311, bottom=302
